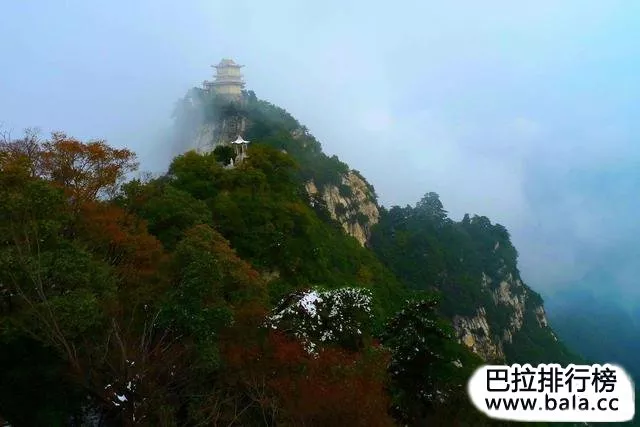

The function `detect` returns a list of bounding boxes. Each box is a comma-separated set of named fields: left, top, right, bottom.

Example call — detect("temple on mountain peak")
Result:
left=203, top=58, right=245, bottom=98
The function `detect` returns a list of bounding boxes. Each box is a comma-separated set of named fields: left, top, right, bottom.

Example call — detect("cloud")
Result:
left=359, top=109, right=394, bottom=133
left=2, top=0, right=640, bottom=307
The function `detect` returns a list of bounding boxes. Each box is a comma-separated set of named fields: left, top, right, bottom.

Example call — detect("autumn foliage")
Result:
left=222, top=331, right=394, bottom=427
left=0, top=132, right=176, bottom=425
left=41, top=132, right=138, bottom=201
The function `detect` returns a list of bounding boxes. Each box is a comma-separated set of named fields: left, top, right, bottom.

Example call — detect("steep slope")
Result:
left=153, top=145, right=405, bottom=321
left=304, top=169, right=379, bottom=246
left=173, top=88, right=582, bottom=368
left=167, top=89, right=509, bottom=424
left=369, top=195, right=582, bottom=365
left=173, top=89, right=381, bottom=247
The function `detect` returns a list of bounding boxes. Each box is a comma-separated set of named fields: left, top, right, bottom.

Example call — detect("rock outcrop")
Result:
left=173, top=90, right=248, bottom=156
left=451, top=261, right=553, bottom=363
left=192, top=115, right=247, bottom=154
left=304, top=171, right=379, bottom=246
left=453, top=307, right=504, bottom=361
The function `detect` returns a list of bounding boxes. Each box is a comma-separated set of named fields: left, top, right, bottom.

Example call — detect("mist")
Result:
left=2, top=1, right=640, bottom=308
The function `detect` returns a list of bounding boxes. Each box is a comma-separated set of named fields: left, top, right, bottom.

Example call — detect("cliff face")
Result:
left=453, top=306, right=503, bottom=362
left=191, top=114, right=247, bottom=153
left=173, top=89, right=248, bottom=155
left=452, top=271, right=552, bottom=362
left=177, top=94, right=380, bottom=247
left=304, top=171, right=379, bottom=246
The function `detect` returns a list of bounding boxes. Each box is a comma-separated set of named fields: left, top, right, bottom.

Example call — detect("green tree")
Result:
left=382, top=296, right=484, bottom=424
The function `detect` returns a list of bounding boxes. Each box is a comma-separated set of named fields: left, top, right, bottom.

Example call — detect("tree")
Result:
left=213, top=144, right=236, bottom=165
left=267, top=287, right=375, bottom=353
left=118, top=180, right=212, bottom=250
left=222, top=331, right=394, bottom=427
left=0, top=133, right=185, bottom=426
left=0, top=128, right=43, bottom=178
left=40, top=132, right=138, bottom=204
left=163, top=224, right=267, bottom=373
left=381, top=296, right=482, bottom=424
left=415, top=192, right=448, bottom=223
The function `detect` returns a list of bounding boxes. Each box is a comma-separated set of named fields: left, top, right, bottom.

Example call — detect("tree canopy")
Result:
left=0, top=91, right=580, bottom=426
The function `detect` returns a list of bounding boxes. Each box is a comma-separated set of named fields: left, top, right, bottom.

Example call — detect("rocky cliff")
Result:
left=370, top=205, right=578, bottom=367
left=304, top=171, right=379, bottom=246
left=172, top=89, right=247, bottom=155
left=190, top=114, right=247, bottom=154
left=180, top=92, right=381, bottom=247
left=452, top=271, right=553, bottom=362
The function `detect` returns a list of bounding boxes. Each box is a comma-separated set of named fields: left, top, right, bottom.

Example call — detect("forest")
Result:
left=0, top=91, right=581, bottom=426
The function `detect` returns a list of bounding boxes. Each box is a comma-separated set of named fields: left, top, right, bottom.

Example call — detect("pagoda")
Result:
left=203, top=58, right=245, bottom=98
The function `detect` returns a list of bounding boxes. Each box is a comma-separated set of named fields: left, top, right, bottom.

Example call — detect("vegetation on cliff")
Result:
left=369, top=194, right=581, bottom=365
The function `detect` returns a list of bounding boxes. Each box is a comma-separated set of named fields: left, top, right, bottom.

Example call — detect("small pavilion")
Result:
left=231, top=135, right=250, bottom=162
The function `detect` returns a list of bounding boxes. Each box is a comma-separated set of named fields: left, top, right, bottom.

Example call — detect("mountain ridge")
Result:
left=176, top=88, right=581, bottom=367
left=0, top=85, right=588, bottom=426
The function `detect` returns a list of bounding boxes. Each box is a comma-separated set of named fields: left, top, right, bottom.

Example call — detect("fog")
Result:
left=2, top=1, right=640, bottom=308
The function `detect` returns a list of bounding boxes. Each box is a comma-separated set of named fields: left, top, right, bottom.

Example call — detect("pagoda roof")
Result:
left=231, top=136, right=250, bottom=144
left=215, top=58, right=243, bottom=68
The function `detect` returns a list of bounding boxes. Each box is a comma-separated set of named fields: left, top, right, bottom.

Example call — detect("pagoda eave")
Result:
left=211, top=82, right=245, bottom=87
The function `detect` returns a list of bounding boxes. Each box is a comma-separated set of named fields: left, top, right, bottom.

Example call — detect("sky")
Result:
left=2, top=1, right=640, bottom=308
